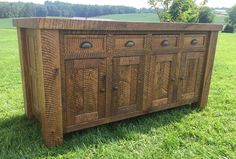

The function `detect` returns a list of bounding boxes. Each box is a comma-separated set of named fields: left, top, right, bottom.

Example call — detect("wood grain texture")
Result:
left=200, top=32, right=219, bottom=108
left=149, top=54, right=177, bottom=108
left=178, top=52, right=205, bottom=102
left=14, top=18, right=222, bottom=147
left=65, top=99, right=198, bottom=133
left=183, top=34, right=207, bottom=48
left=25, top=29, right=43, bottom=122
left=152, top=35, right=179, bottom=50
left=114, top=35, right=145, bottom=50
left=13, top=18, right=223, bottom=31
left=111, top=56, right=143, bottom=115
left=64, top=35, right=106, bottom=54
left=65, top=59, right=106, bottom=125
left=17, top=28, right=33, bottom=119
left=40, top=30, right=63, bottom=147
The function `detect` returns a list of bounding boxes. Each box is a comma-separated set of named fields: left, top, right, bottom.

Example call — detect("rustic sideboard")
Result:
left=13, top=18, right=223, bottom=147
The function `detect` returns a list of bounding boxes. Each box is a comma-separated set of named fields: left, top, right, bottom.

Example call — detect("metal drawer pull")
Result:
left=125, top=41, right=135, bottom=47
left=112, top=86, right=118, bottom=91
left=191, top=39, right=198, bottom=45
left=161, top=40, right=169, bottom=46
left=80, top=41, right=93, bottom=48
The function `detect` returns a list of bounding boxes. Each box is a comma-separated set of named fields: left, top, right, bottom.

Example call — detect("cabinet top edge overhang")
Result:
left=12, top=17, right=223, bottom=31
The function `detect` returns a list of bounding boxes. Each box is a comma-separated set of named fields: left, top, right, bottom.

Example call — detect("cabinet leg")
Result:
left=191, top=101, right=206, bottom=110
left=40, top=30, right=63, bottom=147
left=41, top=121, right=63, bottom=147
left=199, top=100, right=208, bottom=110
left=25, top=106, right=34, bottom=119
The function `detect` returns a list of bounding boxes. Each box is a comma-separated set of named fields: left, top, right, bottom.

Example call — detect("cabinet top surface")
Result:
left=13, top=17, right=223, bottom=31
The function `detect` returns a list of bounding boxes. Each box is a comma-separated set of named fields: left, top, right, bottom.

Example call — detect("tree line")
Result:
left=0, top=1, right=151, bottom=18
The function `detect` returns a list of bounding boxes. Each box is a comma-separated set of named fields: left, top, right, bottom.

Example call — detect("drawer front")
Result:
left=184, top=34, right=207, bottom=48
left=64, top=35, right=106, bottom=55
left=114, top=35, right=145, bottom=51
left=152, top=35, right=179, bottom=50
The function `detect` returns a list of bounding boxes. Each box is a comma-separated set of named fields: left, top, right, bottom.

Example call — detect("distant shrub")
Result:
left=198, top=7, right=215, bottom=23
left=223, top=24, right=235, bottom=33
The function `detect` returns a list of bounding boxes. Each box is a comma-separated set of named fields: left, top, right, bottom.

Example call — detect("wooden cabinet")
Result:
left=13, top=18, right=222, bottom=147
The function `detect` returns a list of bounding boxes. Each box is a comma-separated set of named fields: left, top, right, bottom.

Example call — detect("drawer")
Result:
left=114, top=35, right=145, bottom=51
left=152, top=35, right=179, bottom=49
left=184, top=34, right=207, bottom=48
left=64, top=35, right=106, bottom=54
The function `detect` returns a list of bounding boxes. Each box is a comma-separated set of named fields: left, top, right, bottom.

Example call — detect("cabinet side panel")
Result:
left=17, top=28, right=33, bottom=119
left=200, top=32, right=219, bottom=108
left=40, top=30, right=63, bottom=147
left=24, top=29, right=44, bottom=121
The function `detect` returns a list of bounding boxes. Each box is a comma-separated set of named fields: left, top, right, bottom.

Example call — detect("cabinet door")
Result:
left=178, top=52, right=205, bottom=102
left=112, top=56, right=144, bottom=115
left=149, top=54, right=177, bottom=108
left=65, top=59, right=106, bottom=126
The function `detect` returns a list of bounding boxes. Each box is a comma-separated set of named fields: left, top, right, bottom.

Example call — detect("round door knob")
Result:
left=100, top=88, right=105, bottom=93
left=191, top=39, right=198, bottom=45
left=171, top=77, right=176, bottom=81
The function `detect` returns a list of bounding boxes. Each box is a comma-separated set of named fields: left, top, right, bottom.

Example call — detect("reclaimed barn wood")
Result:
left=13, top=18, right=223, bottom=147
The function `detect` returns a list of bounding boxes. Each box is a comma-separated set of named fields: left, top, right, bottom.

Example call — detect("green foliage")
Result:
left=35, top=5, right=47, bottom=17
left=0, top=28, right=236, bottom=158
left=223, top=24, right=235, bottom=33
left=148, top=0, right=173, bottom=22
left=18, top=3, right=36, bottom=17
left=169, top=0, right=199, bottom=22
left=148, top=0, right=214, bottom=23
left=228, top=4, right=236, bottom=25
left=198, top=6, right=215, bottom=23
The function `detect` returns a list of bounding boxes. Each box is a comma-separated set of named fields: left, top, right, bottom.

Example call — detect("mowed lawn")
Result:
left=0, top=18, right=14, bottom=29
left=96, top=13, right=160, bottom=22
left=0, top=20, right=236, bottom=158
left=96, top=13, right=226, bottom=24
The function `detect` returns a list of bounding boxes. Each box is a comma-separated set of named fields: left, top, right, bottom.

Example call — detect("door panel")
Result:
left=112, top=56, right=144, bottom=115
left=178, top=52, right=205, bottom=101
left=149, top=54, right=177, bottom=107
left=65, top=59, right=106, bottom=126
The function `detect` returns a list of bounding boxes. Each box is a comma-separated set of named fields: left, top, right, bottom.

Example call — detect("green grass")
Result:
left=97, top=13, right=227, bottom=24
left=96, top=13, right=160, bottom=22
left=0, top=18, right=14, bottom=29
left=214, top=14, right=227, bottom=24
left=0, top=25, right=236, bottom=158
